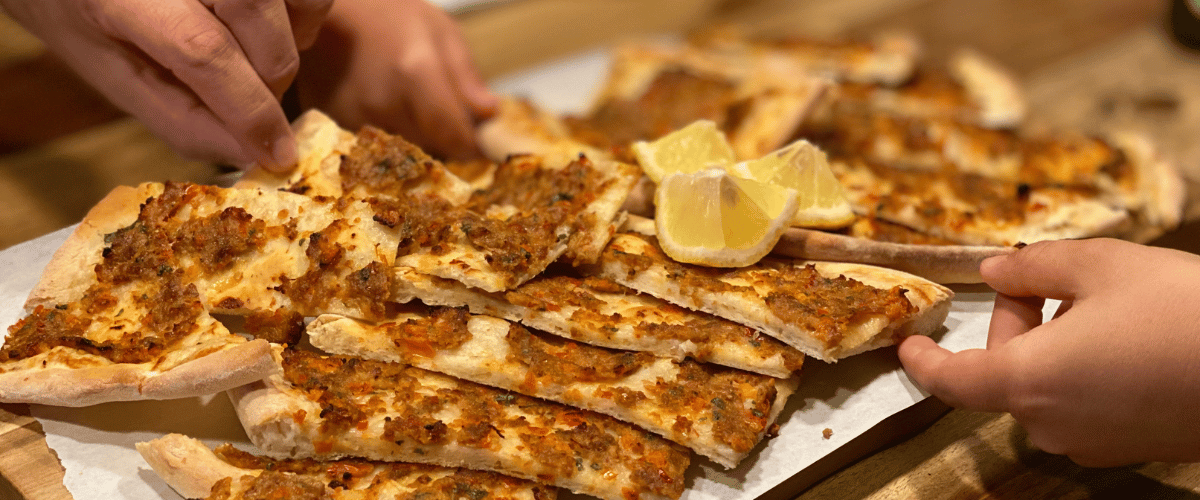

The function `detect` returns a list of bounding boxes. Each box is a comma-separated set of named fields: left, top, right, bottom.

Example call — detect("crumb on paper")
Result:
left=822, top=428, right=833, bottom=439
left=766, top=423, right=781, bottom=438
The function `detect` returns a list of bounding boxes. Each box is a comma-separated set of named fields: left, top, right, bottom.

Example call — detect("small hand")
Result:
left=294, top=0, right=498, bottom=160
left=2, top=0, right=334, bottom=170
left=900, top=238, right=1200, bottom=467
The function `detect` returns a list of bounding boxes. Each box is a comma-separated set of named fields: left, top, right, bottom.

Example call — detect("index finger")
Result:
left=95, top=0, right=297, bottom=170
left=898, top=336, right=1013, bottom=412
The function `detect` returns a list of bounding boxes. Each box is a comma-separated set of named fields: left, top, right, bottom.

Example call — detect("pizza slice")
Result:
left=0, top=181, right=400, bottom=406
left=306, top=306, right=797, bottom=467
left=138, top=433, right=556, bottom=500
left=236, top=109, right=475, bottom=205
left=389, top=266, right=804, bottom=378
left=229, top=348, right=690, bottom=500
left=593, top=233, right=953, bottom=363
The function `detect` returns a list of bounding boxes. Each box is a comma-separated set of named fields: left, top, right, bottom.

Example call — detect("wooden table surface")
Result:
left=3, top=0, right=1200, bottom=499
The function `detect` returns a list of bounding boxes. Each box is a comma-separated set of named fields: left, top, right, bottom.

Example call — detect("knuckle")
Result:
left=261, top=50, right=300, bottom=83
left=397, top=49, right=439, bottom=78
left=174, top=25, right=235, bottom=69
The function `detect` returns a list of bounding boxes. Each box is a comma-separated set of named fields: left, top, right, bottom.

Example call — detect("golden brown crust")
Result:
left=596, top=233, right=953, bottom=362
left=235, top=109, right=356, bottom=193
left=477, top=97, right=609, bottom=167
left=25, top=183, right=161, bottom=310
left=773, top=225, right=1016, bottom=284
left=230, top=347, right=689, bottom=500
left=307, top=311, right=796, bottom=467
left=0, top=363, right=143, bottom=407
left=140, top=339, right=278, bottom=400
left=0, top=339, right=276, bottom=407
left=137, top=434, right=250, bottom=499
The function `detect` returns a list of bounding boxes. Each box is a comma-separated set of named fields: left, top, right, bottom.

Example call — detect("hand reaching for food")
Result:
left=293, top=0, right=498, bottom=161
left=900, top=238, right=1200, bottom=467
left=0, top=0, right=333, bottom=171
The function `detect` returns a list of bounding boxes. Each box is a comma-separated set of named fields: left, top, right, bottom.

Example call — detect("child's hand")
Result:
left=900, top=238, right=1200, bottom=467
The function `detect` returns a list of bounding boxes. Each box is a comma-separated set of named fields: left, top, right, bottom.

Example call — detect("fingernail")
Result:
left=979, top=254, right=1007, bottom=275
left=267, top=135, right=298, bottom=173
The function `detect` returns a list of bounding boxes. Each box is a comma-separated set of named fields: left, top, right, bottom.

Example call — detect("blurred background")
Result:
left=2, top=0, right=1199, bottom=250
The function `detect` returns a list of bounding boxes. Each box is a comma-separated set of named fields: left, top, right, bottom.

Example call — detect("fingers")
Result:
left=285, top=0, right=335, bottom=50
left=980, top=240, right=1088, bottom=300
left=204, top=0, right=300, bottom=99
left=987, top=293, right=1045, bottom=349
left=899, top=336, right=1011, bottom=412
left=95, top=0, right=296, bottom=171
left=394, top=41, right=478, bottom=159
left=84, top=46, right=251, bottom=164
left=436, top=17, right=497, bottom=119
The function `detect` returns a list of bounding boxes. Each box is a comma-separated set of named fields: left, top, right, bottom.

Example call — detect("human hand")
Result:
left=294, top=0, right=498, bottom=160
left=0, top=0, right=334, bottom=171
left=899, top=238, right=1200, bottom=467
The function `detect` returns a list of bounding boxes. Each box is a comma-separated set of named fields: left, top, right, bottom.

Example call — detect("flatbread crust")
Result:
left=229, top=347, right=690, bottom=500
left=138, top=433, right=556, bottom=500
left=772, top=226, right=1015, bottom=284
left=1, top=180, right=400, bottom=406
left=306, top=309, right=798, bottom=467
left=389, top=266, right=804, bottom=377
left=594, top=233, right=953, bottom=362
left=477, top=97, right=611, bottom=168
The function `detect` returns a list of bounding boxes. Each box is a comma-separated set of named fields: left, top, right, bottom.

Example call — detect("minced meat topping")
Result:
left=505, top=324, right=653, bottom=385
left=278, top=349, right=687, bottom=499
left=340, top=126, right=446, bottom=196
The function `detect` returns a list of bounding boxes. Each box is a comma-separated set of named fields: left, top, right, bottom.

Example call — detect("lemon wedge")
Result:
left=655, top=168, right=799, bottom=267
left=632, top=120, right=736, bottom=183
left=729, top=139, right=855, bottom=229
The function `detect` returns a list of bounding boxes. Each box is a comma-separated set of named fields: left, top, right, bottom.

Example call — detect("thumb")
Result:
left=980, top=239, right=1098, bottom=300
left=899, top=336, right=1012, bottom=412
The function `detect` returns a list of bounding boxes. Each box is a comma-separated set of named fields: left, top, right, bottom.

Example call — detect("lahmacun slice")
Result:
left=374, top=154, right=638, bottom=292
left=306, top=307, right=798, bottom=467
left=594, top=233, right=953, bottom=363
left=228, top=348, right=690, bottom=500
left=237, top=109, right=474, bottom=205
left=0, top=180, right=402, bottom=406
left=138, top=433, right=556, bottom=500
left=389, top=266, right=804, bottom=378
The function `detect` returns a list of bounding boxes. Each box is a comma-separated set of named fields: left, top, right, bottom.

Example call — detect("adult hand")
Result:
left=900, top=238, right=1200, bottom=467
left=1, top=0, right=334, bottom=171
left=294, top=0, right=498, bottom=160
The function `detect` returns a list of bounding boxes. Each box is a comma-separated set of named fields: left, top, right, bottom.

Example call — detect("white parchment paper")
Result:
left=0, top=49, right=1039, bottom=500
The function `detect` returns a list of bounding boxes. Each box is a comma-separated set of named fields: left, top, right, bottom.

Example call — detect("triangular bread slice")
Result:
left=138, top=433, right=556, bottom=500
left=593, top=233, right=953, bottom=363
left=236, top=110, right=474, bottom=205
left=390, top=266, right=804, bottom=378
left=228, top=348, right=690, bottom=500
left=0, top=181, right=401, bottom=406
left=378, top=154, right=639, bottom=292
left=306, top=308, right=797, bottom=468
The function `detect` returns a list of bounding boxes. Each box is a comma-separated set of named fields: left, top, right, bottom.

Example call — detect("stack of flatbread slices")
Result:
left=478, top=28, right=1186, bottom=284
left=0, top=105, right=955, bottom=500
